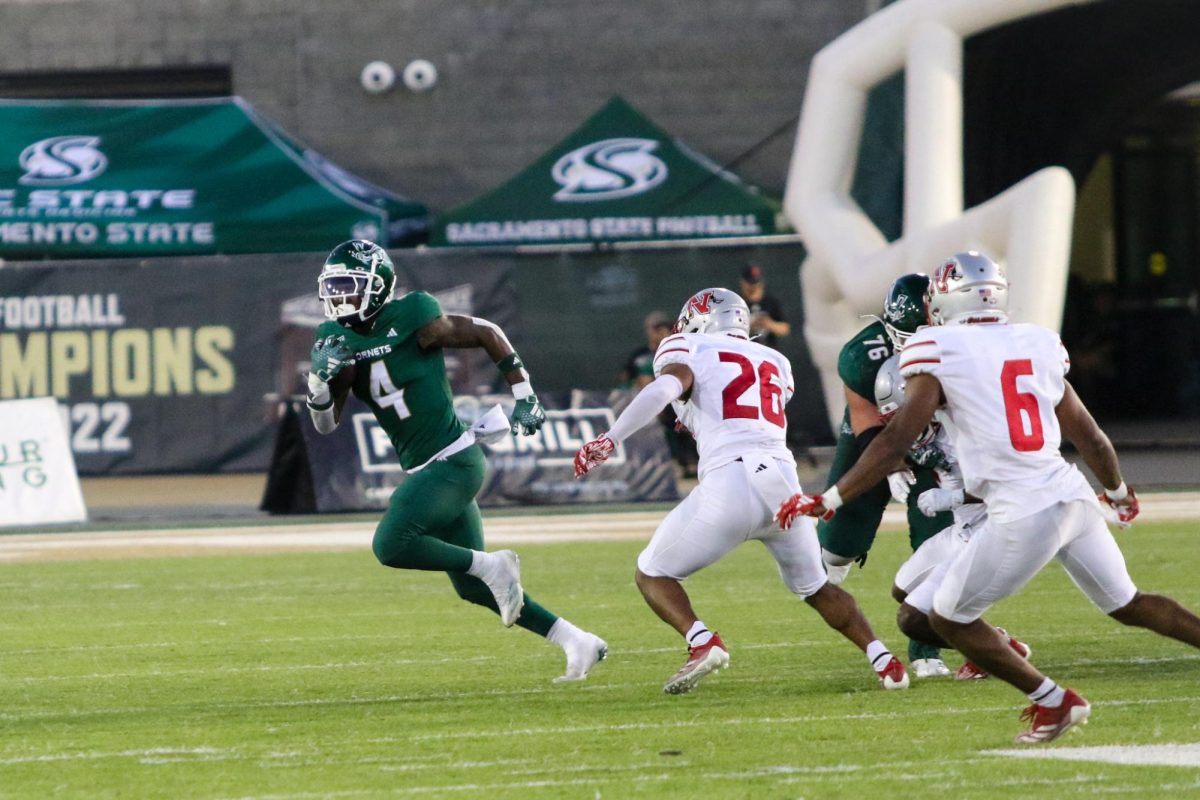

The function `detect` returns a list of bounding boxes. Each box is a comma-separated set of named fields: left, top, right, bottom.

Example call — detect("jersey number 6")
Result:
left=1000, top=359, right=1044, bottom=451
left=719, top=352, right=785, bottom=427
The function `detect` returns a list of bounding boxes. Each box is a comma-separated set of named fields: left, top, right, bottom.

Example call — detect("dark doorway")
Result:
left=0, top=66, right=232, bottom=100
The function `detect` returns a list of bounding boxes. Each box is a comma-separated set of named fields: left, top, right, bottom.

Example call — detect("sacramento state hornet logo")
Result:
left=18, top=136, right=108, bottom=186
left=551, top=138, right=667, bottom=202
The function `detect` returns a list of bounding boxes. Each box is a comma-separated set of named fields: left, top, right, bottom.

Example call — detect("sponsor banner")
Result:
left=0, top=97, right=427, bottom=257
left=0, top=396, right=86, bottom=526
left=0, top=253, right=515, bottom=474
left=432, top=96, right=783, bottom=246
left=292, top=390, right=678, bottom=511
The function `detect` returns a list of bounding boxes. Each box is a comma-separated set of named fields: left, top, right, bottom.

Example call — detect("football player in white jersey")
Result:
left=779, top=251, right=1200, bottom=744
left=874, top=354, right=1032, bottom=680
left=574, top=287, right=909, bottom=694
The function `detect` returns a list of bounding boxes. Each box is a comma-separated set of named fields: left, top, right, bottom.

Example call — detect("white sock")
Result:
left=547, top=618, right=582, bottom=648
left=686, top=621, right=713, bottom=647
left=1028, top=678, right=1065, bottom=708
left=466, top=550, right=489, bottom=577
left=822, top=548, right=854, bottom=567
left=866, top=640, right=892, bottom=670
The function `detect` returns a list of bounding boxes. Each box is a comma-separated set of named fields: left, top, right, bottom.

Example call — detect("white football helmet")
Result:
left=673, top=287, right=750, bottom=337
left=874, top=354, right=936, bottom=447
left=927, top=250, right=1009, bottom=325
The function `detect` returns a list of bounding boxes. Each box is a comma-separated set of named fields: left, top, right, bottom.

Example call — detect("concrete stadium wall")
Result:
left=0, top=0, right=866, bottom=210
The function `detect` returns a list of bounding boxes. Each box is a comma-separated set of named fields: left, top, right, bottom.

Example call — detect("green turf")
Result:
left=2, top=521, right=1200, bottom=798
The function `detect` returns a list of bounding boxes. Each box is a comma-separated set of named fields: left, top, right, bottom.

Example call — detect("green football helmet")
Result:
left=882, top=273, right=929, bottom=347
left=318, top=239, right=396, bottom=324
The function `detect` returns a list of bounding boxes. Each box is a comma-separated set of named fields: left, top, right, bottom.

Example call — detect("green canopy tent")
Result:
left=432, top=96, right=784, bottom=247
left=0, top=97, right=428, bottom=258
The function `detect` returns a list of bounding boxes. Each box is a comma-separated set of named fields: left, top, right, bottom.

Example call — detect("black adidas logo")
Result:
left=755, top=463, right=767, bottom=473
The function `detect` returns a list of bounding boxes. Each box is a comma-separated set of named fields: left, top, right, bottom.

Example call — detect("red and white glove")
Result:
left=574, top=433, right=616, bottom=478
left=776, top=487, right=843, bottom=528
left=1099, top=483, right=1139, bottom=527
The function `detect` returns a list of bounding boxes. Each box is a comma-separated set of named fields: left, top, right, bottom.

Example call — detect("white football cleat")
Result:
left=553, top=632, right=608, bottom=683
left=912, top=657, right=952, bottom=678
left=479, top=550, right=524, bottom=627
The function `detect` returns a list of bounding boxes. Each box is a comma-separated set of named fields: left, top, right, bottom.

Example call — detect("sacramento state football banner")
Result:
left=0, top=97, right=428, bottom=257
left=431, top=96, right=784, bottom=246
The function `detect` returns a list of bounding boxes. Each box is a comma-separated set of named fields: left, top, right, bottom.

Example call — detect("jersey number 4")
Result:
left=719, top=352, right=785, bottom=427
left=370, top=361, right=413, bottom=420
left=1000, top=359, right=1044, bottom=451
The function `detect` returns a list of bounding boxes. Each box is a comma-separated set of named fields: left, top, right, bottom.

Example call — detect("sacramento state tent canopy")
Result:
left=432, top=96, right=784, bottom=247
left=0, top=97, right=428, bottom=258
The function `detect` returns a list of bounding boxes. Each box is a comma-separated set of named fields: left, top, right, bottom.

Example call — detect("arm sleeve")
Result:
left=1058, top=338, right=1071, bottom=376
left=607, top=374, right=685, bottom=444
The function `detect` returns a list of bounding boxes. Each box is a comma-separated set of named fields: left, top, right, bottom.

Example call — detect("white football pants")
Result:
left=637, top=456, right=828, bottom=598
left=933, top=499, right=1138, bottom=623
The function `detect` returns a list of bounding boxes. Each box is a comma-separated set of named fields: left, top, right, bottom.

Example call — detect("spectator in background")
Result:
left=621, top=311, right=674, bottom=389
left=620, top=310, right=699, bottom=479
left=739, top=264, right=791, bottom=350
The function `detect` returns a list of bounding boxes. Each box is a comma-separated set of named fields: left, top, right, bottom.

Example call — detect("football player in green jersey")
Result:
left=817, top=273, right=955, bottom=678
left=306, top=239, right=607, bottom=683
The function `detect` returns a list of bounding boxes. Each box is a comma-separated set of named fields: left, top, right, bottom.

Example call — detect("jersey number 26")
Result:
left=719, top=352, right=785, bottom=427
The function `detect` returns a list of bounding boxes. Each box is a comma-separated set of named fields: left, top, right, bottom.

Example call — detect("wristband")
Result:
left=511, top=380, right=534, bottom=400
left=497, top=352, right=524, bottom=374
left=823, top=485, right=844, bottom=511
left=307, top=373, right=332, bottom=410
left=1105, top=482, right=1129, bottom=502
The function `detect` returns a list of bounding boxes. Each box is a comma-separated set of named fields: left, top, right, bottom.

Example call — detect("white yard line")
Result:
left=3, top=492, right=1198, bottom=562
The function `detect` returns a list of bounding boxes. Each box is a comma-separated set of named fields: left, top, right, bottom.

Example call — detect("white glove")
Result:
left=917, top=487, right=965, bottom=517
left=887, top=470, right=916, bottom=503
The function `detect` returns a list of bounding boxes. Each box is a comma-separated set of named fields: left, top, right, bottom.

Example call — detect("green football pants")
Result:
left=816, top=427, right=952, bottom=560
left=371, top=445, right=557, bottom=636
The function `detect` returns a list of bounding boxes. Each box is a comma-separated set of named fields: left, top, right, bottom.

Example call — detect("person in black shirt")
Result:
left=739, top=263, right=790, bottom=350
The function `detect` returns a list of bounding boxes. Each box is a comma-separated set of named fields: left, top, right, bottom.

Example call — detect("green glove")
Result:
left=906, top=440, right=950, bottom=472
left=510, top=394, right=546, bottom=436
left=310, top=334, right=354, bottom=383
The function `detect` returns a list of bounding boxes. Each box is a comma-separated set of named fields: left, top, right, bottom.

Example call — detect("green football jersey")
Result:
left=837, top=319, right=894, bottom=403
left=315, top=291, right=466, bottom=471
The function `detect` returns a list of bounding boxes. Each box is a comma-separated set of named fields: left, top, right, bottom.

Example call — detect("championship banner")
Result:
left=265, top=390, right=679, bottom=512
left=0, top=396, right=86, bottom=526
left=0, top=253, right=516, bottom=474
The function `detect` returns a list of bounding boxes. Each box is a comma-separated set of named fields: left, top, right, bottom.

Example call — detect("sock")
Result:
left=465, top=550, right=489, bottom=578
left=686, top=621, right=713, bottom=647
left=908, top=639, right=941, bottom=662
left=866, top=640, right=892, bottom=670
left=1028, top=678, right=1065, bottom=708
left=822, top=548, right=854, bottom=567
left=547, top=618, right=583, bottom=648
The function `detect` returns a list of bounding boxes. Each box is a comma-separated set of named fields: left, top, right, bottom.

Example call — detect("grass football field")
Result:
left=2, top=518, right=1200, bottom=798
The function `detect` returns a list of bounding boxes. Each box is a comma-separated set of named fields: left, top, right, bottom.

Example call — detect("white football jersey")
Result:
left=899, top=322, right=1095, bottom=522
left=653, top=332, right=795, bottom=479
